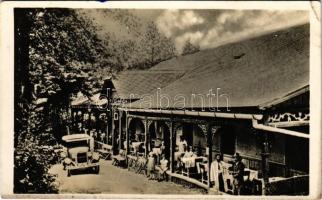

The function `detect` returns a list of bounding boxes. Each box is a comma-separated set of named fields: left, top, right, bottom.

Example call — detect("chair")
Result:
left=243, top=170, right=251, bottom=181
left=97, top=144, right=112, bottom=160
left=136, top=156, right=147, bottom=175
left=155, top=165, right=168, bottom=181
left=198, top=163, right=208, bottom=184
left=112, top=149, right=126, bottom=167
left=181, top=163, right=190, bottom=177
left=127, top=154, right=138, bottom=171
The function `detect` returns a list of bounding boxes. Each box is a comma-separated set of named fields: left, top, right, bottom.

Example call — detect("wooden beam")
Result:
left=267, top=121, right=309, bottom=128
left=127, top=114, right=208, bottom=125
left=127, top=114, right=170, bottom=121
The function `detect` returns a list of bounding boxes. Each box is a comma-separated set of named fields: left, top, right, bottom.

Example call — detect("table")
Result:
left=181, top=157, right=197, bottom=168
left=174, top=152, right=184, bottom=161
left=182, top=156, right=207, bottom=168
left=152, top=148, right=161, bottom=155
left=131, top=142, right=143, bottom=155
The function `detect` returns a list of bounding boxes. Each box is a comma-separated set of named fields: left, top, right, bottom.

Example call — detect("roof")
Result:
left=71, top=92, right=89, bottom=106
left=126, top=23, right=309, bottom=111
left=62, top=134, right=91, bottom=142
left=112, top=70, right=185, bottom=100
left=148, top=54, right=209, bottom=72
left=90, top=93, right=108, bottom=106
left=71, top=92, right=108, bottom=107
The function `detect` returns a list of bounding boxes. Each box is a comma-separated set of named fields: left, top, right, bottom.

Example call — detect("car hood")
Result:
left=68, top=147, right=89, bottom=159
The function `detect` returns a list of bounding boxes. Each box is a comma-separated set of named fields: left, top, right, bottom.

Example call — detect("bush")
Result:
left=14, top=133, right=59, bottom=193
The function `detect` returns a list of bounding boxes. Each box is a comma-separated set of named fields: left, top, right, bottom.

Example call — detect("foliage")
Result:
left=14, top=8, right=178, bottom=193
left=135, top=22, right=176, bottom=69
left=182, top=39, right=200, bottom=56
left=87, top=10, right=177, bottom=71
left=14, top=132, right=59, bottom=193
left=14, top=8, right=111, bottom=193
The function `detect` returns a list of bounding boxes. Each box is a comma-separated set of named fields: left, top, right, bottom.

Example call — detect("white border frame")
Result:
left=0, top=1, right=320, bottom=199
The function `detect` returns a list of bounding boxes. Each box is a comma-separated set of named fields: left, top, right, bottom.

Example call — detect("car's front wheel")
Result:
left=94, top=166, right=100, bottom=174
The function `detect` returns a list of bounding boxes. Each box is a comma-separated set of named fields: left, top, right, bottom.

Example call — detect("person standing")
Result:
left=210, top=154, right=224, bottom=192
left=231, top=153, right=245, bottom=195
left=178, top=135, right=187, bottom=153
left=146, top=152, right=156, bottom=180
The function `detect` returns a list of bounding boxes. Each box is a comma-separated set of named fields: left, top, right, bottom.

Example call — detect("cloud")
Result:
left=156, top=10, right=205, bottom=37
left=156, top=9, right=308, bottom=52
left=175, top=31, right=204, bottom=52
left=81, top=9, right=309, bottom=54
left=217, top=10, right=244, bottom=24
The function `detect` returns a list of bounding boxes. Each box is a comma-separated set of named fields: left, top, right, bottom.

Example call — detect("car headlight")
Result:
left=92, top=152, right=100, bottom=161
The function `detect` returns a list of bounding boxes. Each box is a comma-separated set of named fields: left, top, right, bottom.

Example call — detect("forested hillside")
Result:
left=14, top=8, right=201, bottom=193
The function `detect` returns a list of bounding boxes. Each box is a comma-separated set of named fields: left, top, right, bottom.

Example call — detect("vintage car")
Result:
left=61, top=134, right=100, bottom=176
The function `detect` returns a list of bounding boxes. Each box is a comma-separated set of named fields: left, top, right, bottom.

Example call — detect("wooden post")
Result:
left=261, top=132, right=270, bottom=195
left=126, top=115, right=130, bottom=155
left=95, top=112, right=99, bottom=131
left=206, top=123, right=213, bottom=191
left=81, top=111, right=85, bottom=130
left=118, top=110, right=122, bottom=150
left=169, top=121, right=175, bottom=173
left=71, top=110, right=74, bottom=129
left=144, top=118, right=148, bottom=157
left=88, top=111, right=92, bottom=131
left=111, top=110, right=115, bottom=152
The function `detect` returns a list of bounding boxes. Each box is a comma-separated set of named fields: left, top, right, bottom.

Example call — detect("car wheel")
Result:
left=95, top=166, right=100, bottom=174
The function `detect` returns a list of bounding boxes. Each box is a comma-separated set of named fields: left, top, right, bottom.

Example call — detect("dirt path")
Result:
left=49, top=160, right=206, bottom=194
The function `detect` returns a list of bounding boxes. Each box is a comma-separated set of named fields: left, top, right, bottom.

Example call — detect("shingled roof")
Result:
left=112, top=70, right=185, bottom=100
left=126, top=23, right=309, bottom=111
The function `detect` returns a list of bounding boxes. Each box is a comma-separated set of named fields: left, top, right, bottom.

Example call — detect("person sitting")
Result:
left=183, top=146, right=196, bottom=158
left=155, top=154, right=169, bottom=181
left=123, top=140, right=128, bottom=151
left=146, top=152, right=156, bottom=180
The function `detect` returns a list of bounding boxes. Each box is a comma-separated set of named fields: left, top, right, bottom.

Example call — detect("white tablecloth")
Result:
left=152, top=148, right=161, bottom=155
left=174, top=152, right=184, bottom=161
left=181, top=157, right=197, bottom=168
left=132, top=142, right=143, bottom=152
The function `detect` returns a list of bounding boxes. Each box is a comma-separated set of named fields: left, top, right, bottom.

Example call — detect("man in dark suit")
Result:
left=231, top=153, right=245, bottom=195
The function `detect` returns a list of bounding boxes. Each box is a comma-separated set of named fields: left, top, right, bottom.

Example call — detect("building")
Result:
left=73, top=22, right=310, bottom=195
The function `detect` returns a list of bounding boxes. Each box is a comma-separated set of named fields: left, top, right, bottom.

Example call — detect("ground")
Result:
left=49, top=160, right=208, bottom=194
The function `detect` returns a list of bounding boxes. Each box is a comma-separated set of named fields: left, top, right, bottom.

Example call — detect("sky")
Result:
left=80, top=9, right=309, bottom=53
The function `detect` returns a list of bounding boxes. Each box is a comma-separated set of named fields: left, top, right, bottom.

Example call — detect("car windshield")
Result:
left=65, top=140, right=88, bottom=148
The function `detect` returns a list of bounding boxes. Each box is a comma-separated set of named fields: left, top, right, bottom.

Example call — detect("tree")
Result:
left=134, top=22, right=176, bottom=69
left=14, top=8, right=112, bottom=193
left=182, top=39, right=200, bottom=55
